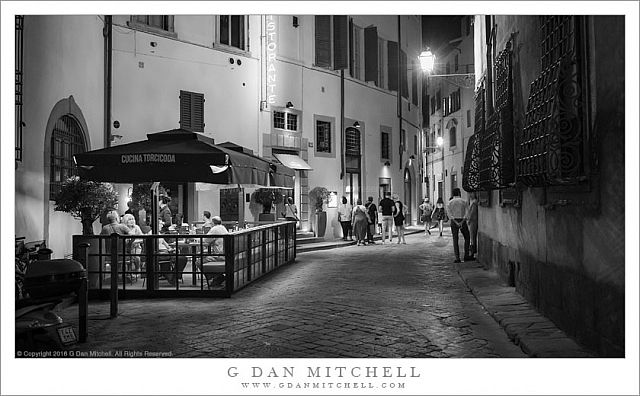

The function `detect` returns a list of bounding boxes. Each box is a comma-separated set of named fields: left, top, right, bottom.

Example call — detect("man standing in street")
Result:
left=446, top=188, right=471, bottom=263
left=379, top=192, right=396, bottom=244
left=365, top=196, right=378, bottom=244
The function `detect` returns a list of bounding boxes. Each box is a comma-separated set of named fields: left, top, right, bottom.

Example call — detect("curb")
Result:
left=297, top=227, right=426, bottom=253
left=455, top=261, right=595, bottom=358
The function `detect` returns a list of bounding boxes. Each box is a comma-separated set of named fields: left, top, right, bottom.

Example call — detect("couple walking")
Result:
left=339, top=196, right=378, bottom=245
left=379, top=192, right=407, bottom=244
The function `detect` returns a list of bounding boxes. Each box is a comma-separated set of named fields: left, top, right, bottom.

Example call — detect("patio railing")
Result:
left=72, top=221, right=296, bottom=299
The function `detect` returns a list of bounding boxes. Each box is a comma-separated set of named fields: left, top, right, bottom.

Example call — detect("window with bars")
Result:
left=316, top=120, right=331, bottom=153
left=413, top=134, right=418, bottom=156
left=345, top=128, right=361, bottom=156
left=50, top=115, right=86, bottom=198
left=15, top=15, right=24, bottom=163
left=381, top=131, right=390, bottom=160
left=219, top=15, right=246, bottom=50
left=132, top=15, right=174, bottom=32
left=465, top=40, right=516, bottom=193
left=517, top=16, right=590, bottom=187
left=462, top=78, right=485, bottom=193
left=179, top=90, right=204, bottom=132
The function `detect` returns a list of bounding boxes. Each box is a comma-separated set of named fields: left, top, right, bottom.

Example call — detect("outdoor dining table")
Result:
left=169, top=239, right=203, bottom=286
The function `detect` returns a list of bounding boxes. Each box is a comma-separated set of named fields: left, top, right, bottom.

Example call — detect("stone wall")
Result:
left=478, top=232, right=624, bottom=357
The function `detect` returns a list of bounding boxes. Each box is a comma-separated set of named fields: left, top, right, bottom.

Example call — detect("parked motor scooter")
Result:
left=15, top=298, right=78, bottom=354
left=15, top=247, right=85, bottom=355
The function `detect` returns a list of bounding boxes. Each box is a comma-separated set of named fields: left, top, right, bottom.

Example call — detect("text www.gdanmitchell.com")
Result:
left=241, top=382, right=406, bottom=390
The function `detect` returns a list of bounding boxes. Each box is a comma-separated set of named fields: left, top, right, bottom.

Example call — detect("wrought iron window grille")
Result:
left=464, top=40, right=515, bottom=193
left=517, top=16, right=589, bottom=187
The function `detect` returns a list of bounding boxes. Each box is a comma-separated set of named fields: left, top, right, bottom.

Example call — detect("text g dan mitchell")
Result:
left=227, top=366, right=421, bottom=379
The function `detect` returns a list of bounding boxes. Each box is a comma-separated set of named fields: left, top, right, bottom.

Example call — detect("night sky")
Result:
left=422, top=16, right=464, bottom=53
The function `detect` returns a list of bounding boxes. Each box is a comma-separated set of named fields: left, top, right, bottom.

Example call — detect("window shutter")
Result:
left=364, top=26, right=378, bottom=83
left=180, top=91, right=204, bottom=132
left=411, top=60, right=418, bottom=105
left=315, top=16, right=331, bottom=67
left=400, top=50, right=408, bottom=99
left=349, top=18, right=354, bottom=77
left=387, top=41, right=398, bottom=91
left=180, top=90, right=192, bottom=130
left=333, top=16, right=348, bottom=70
left=192, top=92, right=204, bottom=132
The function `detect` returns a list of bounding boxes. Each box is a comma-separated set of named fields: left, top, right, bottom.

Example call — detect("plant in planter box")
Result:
left=54, top=176, right=119, bottom=235
left=252, top=188, right=284, bottom=217
left=308, top=187, right=330, bottom=237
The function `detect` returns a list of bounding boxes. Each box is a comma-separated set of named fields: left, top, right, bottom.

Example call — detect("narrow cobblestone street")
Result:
left=68, top=231, right=525, bottom=358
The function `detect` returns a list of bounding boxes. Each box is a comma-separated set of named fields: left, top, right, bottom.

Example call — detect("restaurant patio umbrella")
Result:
left=74, top=129, right=293, bottom=186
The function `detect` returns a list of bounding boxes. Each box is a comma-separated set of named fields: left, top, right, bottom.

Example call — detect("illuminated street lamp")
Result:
left=419, top=48, right=435, bottom=74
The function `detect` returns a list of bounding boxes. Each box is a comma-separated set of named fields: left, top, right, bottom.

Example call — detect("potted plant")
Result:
left=55, top=176, right=119, bottom=288
left=252, top=188, right=283, bottom=221
left=308, top=186, right=330, bottom=237
left=54, top=176, right=119, bottom=235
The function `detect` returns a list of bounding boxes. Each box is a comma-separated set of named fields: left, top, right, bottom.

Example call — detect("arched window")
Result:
left=50, top=115, right=86, bottom=197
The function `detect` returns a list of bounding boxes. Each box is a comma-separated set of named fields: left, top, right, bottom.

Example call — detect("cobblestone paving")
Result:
left=68, top=232, right=526, bottom=358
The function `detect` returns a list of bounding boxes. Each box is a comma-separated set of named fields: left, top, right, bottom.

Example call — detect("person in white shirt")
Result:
left=337, top=196, right=353, bottom=241
left=199, top=216, right=229, bottom=289
left=446, top=188, right=471, bottom=263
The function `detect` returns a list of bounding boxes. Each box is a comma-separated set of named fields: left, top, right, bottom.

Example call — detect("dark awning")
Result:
left=74, top=129, right=292, bottom=187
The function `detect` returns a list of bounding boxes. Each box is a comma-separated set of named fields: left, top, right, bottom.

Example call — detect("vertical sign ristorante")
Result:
left=266, top=15, right=277, bottom=104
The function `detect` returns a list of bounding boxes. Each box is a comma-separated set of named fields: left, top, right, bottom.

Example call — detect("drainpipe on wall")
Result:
left=103, top=15, right=112, bottom=148
left=340, top=69, right=345, bottom=180
left=397, top=16, right=403, bottom=172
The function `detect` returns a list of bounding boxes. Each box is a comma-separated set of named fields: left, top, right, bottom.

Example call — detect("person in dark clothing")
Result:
left=378, top=192, right=396, bottom=243
left=365, top=196, right=378, bottom=244
left=158, top=196, right=172, bottom=233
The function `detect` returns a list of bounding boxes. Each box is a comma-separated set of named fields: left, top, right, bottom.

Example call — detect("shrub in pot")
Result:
left=252, top=188, right=284, bottom=221
left=308, top=187, right=330, bottom=237
left=54, top=176, right=119, bottom=235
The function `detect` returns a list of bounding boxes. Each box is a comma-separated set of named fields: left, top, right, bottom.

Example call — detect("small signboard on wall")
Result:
left=328, top=191, right=338, bottom=208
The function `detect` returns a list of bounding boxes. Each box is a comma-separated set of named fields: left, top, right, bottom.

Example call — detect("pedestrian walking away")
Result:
left=419, top=197, right=433, bottom=235
left=378, top=192, right=395, bottom=243
left=365, top=196, right=378, bottom=244
left=282, top=197, right=299, bottom=224
left=446, top=188, right=471, bottom=263
left=351, top=199, right=370, bottom=246
left=467, top=193, right=479, bottom=260
left=393, top=194, right=407, bottom=244
left=431, top=197, right=447, bottom=237
left=337, top=196, right=353, bottom=240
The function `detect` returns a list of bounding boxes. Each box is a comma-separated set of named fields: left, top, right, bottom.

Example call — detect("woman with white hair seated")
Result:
left=122, top=213, right=143, bottom=271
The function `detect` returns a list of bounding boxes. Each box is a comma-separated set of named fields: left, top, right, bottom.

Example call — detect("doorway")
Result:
left=403, top=168, right=412, bottom=225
